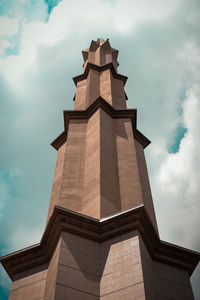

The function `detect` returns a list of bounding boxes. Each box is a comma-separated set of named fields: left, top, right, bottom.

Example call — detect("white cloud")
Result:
left=111, top=0, right=181, bottom=33
left=0, top=40, right=10, bottom=56
left=0, top=17, right=19, bottom=36
left=8, top=225, right=43, bottom=252
left=151, top=84, right=200, bottom=248
left=0, top=16, right=20, bottom=56
left=0, top=0, right=182, bottom=84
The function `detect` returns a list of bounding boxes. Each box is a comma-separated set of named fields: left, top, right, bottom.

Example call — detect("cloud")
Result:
left=152, top=84, right=200, bottom=248
left=0, top=0, right=48, bottom=21
left=0, top=17, right=19, bottom=36
left=0, top=0, right=182, bottom=81
left=44, top=0, right=63, bottom=14
left=0, top=17, right=20, bottom=56
left=0, top=0, right=58, bottom=58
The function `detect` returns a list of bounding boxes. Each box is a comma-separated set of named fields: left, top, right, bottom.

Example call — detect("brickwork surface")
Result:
left=47, top=38, right=158, bottom=231
left=47, top=109, right=157, bottom=232
left=75, top=39, right=126, bottom=110
left=9, top=265, right=48, bottom=300
left=53, top=230, right=146, bottom=299
left=8, top=230, right=195, bottom=299
left=139, top=237, right=195, bottom=300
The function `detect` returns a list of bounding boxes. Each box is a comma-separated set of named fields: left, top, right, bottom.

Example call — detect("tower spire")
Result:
left=82, top=38, right=119, bottom=71
left=47, top=40, right=158, bottom=232
left=73, top=38, right=127, bottom=110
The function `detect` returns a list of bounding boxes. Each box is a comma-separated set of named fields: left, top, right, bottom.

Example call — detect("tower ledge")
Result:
left=1, top=205, right=199, bottom=280
left=51, top=96, right=150, bottom=151
left=73, top=62, right=127, bottom=87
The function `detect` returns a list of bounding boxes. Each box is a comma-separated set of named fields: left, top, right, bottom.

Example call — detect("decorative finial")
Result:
left=97, top=38, right=105, bottom=45
left=82, top=39, right=119, bottom=71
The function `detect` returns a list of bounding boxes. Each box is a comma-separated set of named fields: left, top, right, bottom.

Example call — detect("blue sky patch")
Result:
left=0, top=264, right=10, bottom=300
left=0, top=0, right=11, bottom=17
left=168, top=124, right=187, bottom=153
left=44, top=0, right=63, bottom=14
left=0, top=285, right=9, bottom=300
left=0, top=0, right=49, bottom=21
left=5, top=23, right=22, bottom=56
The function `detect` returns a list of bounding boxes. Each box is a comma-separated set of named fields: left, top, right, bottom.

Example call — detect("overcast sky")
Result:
left=0, top=0, right=200, bottom=299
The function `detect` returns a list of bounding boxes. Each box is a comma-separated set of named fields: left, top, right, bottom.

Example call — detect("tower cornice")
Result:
left=1, top=205, right=199, bottom=280
left=73, top=62, right=128, bottom=87
left=51, top=97, right=150, bottom=150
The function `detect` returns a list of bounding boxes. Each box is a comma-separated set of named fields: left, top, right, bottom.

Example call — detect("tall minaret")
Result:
left=47, top=38, right=158, bottom=233
left=1, top=39, right=199, bottom=300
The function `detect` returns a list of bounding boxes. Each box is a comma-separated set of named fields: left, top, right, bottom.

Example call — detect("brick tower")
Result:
left=1, top=39, right=199, bottom=299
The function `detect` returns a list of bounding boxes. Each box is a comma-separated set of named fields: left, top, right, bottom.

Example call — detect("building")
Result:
left=1, top=39, right=199, bottom=299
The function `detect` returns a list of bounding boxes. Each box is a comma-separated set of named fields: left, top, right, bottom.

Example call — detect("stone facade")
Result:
left=7, top=227, right=196, bottom=299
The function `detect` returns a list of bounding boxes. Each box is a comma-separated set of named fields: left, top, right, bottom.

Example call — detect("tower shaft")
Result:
left=48, top=39, right=158, bottom=232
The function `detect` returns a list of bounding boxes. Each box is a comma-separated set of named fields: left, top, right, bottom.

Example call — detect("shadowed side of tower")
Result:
left=0, top=39, right=199, bottom=300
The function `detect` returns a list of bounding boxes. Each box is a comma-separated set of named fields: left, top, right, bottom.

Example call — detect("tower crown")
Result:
left=73, top=39, right=127, bottom=110
left=82, top=38, right=119, bottom=71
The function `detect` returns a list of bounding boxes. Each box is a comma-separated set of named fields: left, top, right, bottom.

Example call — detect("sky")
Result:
left=0, top=0, right=200, bottom=298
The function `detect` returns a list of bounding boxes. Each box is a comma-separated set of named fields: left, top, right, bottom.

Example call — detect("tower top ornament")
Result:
left=82, top=38, right=119, bottom=71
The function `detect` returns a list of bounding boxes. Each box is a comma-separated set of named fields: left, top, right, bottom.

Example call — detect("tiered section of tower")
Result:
left=47, top=39, right=158, bottom=232
left=74, top=39, right=127, bottom=110
left=1, top=39, right=199, bottom=300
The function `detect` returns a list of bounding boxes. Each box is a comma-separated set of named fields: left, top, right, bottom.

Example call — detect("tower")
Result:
left=1, top=39, right=199, bottom=299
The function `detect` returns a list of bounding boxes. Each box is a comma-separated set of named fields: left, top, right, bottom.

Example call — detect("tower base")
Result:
left=1, top=206, right=199, bottom=299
